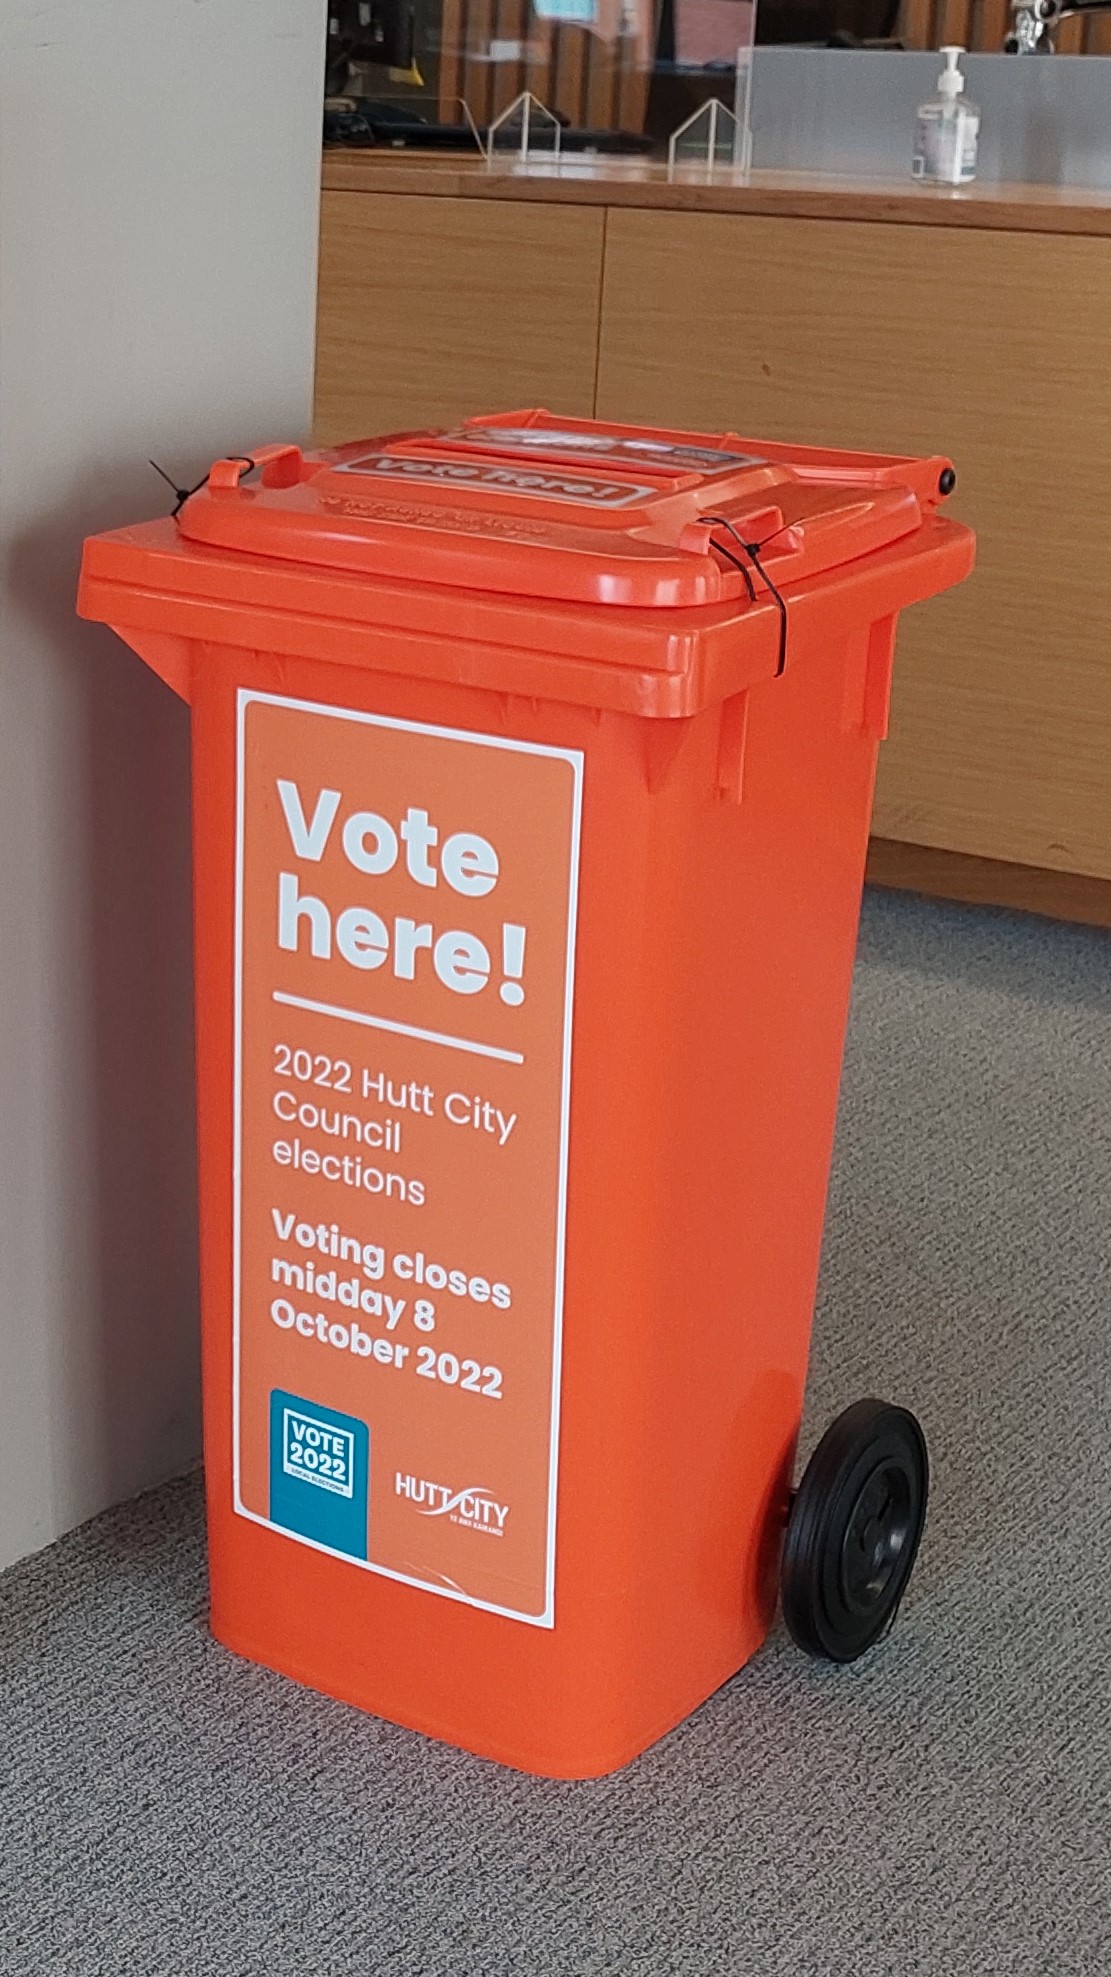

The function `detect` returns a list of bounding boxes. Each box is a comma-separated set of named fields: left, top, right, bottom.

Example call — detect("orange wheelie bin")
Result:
left=78, top=412, right=973, bottom=1777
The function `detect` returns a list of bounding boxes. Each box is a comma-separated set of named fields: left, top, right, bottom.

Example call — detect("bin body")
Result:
left=79, top=413, right=973, bottom=1776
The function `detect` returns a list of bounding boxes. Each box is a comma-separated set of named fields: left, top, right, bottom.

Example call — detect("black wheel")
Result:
left=781, top=1399, right=928, bottom=1663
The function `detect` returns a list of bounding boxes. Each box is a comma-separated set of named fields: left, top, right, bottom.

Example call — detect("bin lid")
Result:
left=80, top=411, right=973, bottom=717
left=174, top=410, right=956, bottom=612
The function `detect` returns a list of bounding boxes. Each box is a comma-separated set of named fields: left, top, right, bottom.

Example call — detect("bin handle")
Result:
left=207, top=444, right=304, bottom=493
left=151, top=454, right=256, bottom=517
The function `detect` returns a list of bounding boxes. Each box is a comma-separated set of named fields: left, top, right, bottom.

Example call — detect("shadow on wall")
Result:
left=6, top=464, right=202, bottom=1525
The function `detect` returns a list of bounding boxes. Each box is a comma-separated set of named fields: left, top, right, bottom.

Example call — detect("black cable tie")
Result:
left=741, top=539, right=789, bottom=679
left=149, top=454, right=258, bottom=518
left=700, top=515, right=790, bottom=676
left=705, top=531, right=756, bottom=602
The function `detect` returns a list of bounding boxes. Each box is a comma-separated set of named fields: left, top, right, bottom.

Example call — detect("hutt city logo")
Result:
left=396, top=1472, right=509, bottom=1536
left=269, top=1390, right=369, bottom=1560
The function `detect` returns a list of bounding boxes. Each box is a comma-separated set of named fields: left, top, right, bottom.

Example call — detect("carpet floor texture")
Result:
left=2, top=889, right=1109, bottom=1976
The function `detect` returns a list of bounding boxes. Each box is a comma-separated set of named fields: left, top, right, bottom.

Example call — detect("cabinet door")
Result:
left=597, top=206, right=1111, bottom=880
left=316, top=190, right=604, bottom=443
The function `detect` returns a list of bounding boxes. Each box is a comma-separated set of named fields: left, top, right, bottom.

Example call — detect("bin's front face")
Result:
left=79, top=414, right=974, bottom=1776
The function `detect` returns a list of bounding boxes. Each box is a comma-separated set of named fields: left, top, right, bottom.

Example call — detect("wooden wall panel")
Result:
left=441, top=0, right=1109, bottom=79
left=596, top=208, right=1111, bottom=878
left=314, top=190, right=603, bottom=440
left=439, top=1, right=1111, bottom=113
left=899, top=0, right=936, bottom=44
left=461, top=0, right=495, bottom=120
left=896, top=0, right=1106, bottom=44
left=437, top=2, right=652, bottom=129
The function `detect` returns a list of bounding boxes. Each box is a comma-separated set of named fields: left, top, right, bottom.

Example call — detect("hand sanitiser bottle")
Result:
left=913, top=47, right=979, bottom=186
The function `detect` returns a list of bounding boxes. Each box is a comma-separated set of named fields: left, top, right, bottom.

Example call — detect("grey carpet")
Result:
left=2, top=888, right=1109, bottom=1977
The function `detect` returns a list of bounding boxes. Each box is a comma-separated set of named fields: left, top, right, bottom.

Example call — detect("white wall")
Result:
left=0, top=0, right=327, bottom=1569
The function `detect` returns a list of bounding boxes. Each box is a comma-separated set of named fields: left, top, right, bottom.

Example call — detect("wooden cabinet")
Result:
left=315, top=189, right=603, bottom=442
left=315, top=157, right=1111, bottom=915
left=595, top=207, right=1111, bottom=880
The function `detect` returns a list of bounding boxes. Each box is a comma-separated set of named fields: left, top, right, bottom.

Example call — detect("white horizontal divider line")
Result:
left=272, top=990, right=525, bottom=1065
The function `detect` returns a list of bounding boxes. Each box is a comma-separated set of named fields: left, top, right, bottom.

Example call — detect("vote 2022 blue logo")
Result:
left=269, top=1390, right=369, bottom=1560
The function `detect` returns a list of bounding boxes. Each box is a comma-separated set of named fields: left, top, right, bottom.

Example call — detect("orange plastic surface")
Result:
left=163, top=410, right=956, bottom=615
left=78, top=413, right=973, bottom=1776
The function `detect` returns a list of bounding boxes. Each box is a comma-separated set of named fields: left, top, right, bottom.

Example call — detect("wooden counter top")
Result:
left=322, top=148, right=1111, bottom=236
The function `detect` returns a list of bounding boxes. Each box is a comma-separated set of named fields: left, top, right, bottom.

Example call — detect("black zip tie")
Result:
left=744, top=539, right=790, bottom=679
left=149, top=455, right=258, bottom=518
left=707, top=533, right=756, bottom=602
left=701, top=514, right=791, bottom=676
